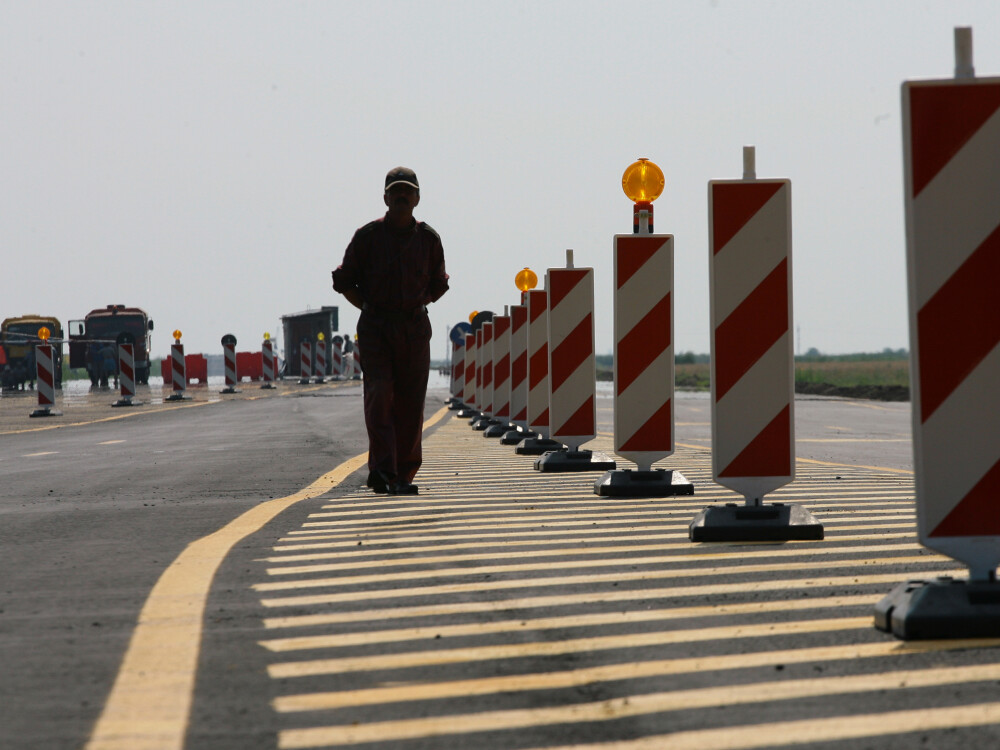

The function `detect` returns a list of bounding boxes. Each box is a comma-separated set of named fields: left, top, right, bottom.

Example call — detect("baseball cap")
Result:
left=385, top=166, right=419, bottom=192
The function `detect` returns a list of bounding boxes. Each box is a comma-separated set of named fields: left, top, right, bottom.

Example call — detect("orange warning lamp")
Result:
left=264, top=331, right=271, bottom=340
left=468, top=310, right=478, bottom=324
left=622, top=157, right=664, bottom=233
left=317, top=332, right=325, bottom=341
left=515, top=267, right=538, bottom=292
left=173, top=329, right=182, bottom=343
left=37, top=327, right=51, bottom=342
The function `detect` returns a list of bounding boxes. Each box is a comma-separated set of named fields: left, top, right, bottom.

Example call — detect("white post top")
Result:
left=566, top=249, right=574, bottom=269
left=743, top=145, right=756, bottom=180
left=504, top=304, right=509, bottom=316
left=955, top=26, right=974, bottom=79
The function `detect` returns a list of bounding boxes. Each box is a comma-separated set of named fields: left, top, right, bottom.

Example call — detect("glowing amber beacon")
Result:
left=264, top=331, right=271, bottom=341
left=37, top=327, right=51, bottom=342
left=317, top=332, right=325, bottom=341
left=515, top=267, right=538, bottom=292
left=468, top=310, right=479, bottom=324
left=173, top=329, right=183, bottom=343
left=622, top=158, right=665, bottom=203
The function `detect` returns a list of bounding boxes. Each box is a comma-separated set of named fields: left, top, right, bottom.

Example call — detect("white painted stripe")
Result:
left=616, top=238, right=671, bottom=334
left=911, top=104, right=1000, bottom=308
left=711, top=180, right=789, bottom=323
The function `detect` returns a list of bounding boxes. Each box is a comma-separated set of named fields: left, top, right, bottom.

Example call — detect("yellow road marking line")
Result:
left=261, top=568, right=962, bottom=624
left=262, top=531, right=914, bottom=562
left=273, top=647, right=1000, bottom=716
left=253, top=552, right=941, bottom=594
left=83, top=405, right=448, bottom=750
left=22, top=451, right=58, bottom=457
left=266, top=616, right=872, bottom=678
left=527, top=701, right=1000, bottom=750
left=258, top=556, right=954, bottom=608
left=275, top=666, right=1000, bottom=748
left=99, top=440, right=126, bottom=445
left=260, top=594, right=879, bottom=652
left=1, top=398, right=212, bottom=435
left=263, top=541, right=923, bottom=576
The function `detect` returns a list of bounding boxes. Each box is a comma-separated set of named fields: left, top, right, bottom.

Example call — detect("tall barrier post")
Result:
left=29, top=326, right=61, bottom=417
left=165, top=330, right=190, bottom=402
left=447, top=322, right=471, bottom=409
left=298, top=340, right=312, bottom=385
left=314, top=334, right=327, bottom=383
left=261, top=333, right=276, bottom=389
left=690, top=147, right=816, bottom=540
left=112, top=337, right=141, bottom=407
left=458, top=329, right=479, bottom=418
left=332, top=335, right=344, bottom=381
left=473, top=320, right=498, bottom=430
left=484, top=309, right=512, bottom=437
left=221, top=334, right=240, bottom=394
left=597, top=158, right=692, bottom=497
left=517, top=288, right=560, bottom=455
left=502, top=291, right=534, bottom=444
left=536, top=250, right=615, bottom=472
left=875, top=27, right=1000, bottom=639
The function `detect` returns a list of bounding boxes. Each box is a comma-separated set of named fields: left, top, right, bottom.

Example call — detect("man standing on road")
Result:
left=332, top=167, right=449, bottom=495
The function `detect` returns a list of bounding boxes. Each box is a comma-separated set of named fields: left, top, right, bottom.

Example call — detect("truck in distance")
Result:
left=68, top=305, right=154, bottom=386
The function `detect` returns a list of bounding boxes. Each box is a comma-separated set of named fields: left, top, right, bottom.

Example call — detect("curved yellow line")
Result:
left=84, top=405, right=450, bottom=750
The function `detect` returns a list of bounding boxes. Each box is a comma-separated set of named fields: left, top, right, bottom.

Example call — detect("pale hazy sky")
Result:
left=2, top=1, right=998, bottom=359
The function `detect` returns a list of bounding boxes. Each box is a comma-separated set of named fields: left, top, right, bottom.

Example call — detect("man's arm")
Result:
left=332, top=229, right=366, bottom=310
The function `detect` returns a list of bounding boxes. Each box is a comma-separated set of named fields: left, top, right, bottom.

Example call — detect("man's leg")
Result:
left=394, top=323, right=431, bottom=484
left=358, top=321, right=398, bottom=485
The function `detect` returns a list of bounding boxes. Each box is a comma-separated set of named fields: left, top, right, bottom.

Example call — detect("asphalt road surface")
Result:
left=6, top=378, right=995, bottom=750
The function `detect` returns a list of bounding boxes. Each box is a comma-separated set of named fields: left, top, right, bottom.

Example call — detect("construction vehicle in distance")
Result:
left=0, top=315, right=63, bottom=390
left=68, top=305, right=155, bottom=386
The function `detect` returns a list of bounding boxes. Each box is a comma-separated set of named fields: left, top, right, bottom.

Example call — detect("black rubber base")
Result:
left=111, top=399, right=142, bottom=408
left=534, top=449, right=617, bottom=473
left=688, top=502, right=824, bottom=542
left=874, top=577, right=1000, bottom=639
left=221, top=387, right=240, bottom=394
left=501, top=428, right=536, bottom=445
left=483, top=422, right=511, bottom=438
left=165, top=394, right=192, bottom=402
left=298, top=378, right=311, bottom=385
left=515, top=437, right=563, bottom=456
left=472, top=417, right=500, bottom=431
left=457, top=408, right=480, bottom=419
left=447, top=399, right=465, bottom=410
left=260, top=383, right=276, bottom=389
left=29, top=408, right=62, bottom=418
left=594, top=469, right=695, bottom=497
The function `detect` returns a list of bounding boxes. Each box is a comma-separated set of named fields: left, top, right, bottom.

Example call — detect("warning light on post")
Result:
left=622, top=157, right=664, bottom=234
left=173, top=329, right=182, bottom=343
left=317, top=332, right=325, bottom=341
left=264, top=332, right=271, bottom=340
left=469, top=310, right=479, bottom=324
left=37, top=327, right=51, bottom=342
left=515, top=267, right=538, bottom=292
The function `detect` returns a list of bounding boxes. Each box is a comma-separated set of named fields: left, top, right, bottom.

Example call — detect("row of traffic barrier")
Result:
left=19, top=329, right=360, bottom=415
left=447, top=29, right=1000, bottom=641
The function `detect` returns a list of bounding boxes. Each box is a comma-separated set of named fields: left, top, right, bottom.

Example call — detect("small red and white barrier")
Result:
left=474, top=321, right=496, bottom=430
left=29, top=343, right=61, bottom=417
left=690, top=146, right=809, bottom=540
left=450, top=339, right=465, bottom=405
left=165, top=339, right=189, bottom=401
left=112, top=343, right=139, bottom=407
left=458, top=331, right=477, bottom=417
left=221, top=338, right=239, bottom=394
left=875, top=29, right=1000, bottom=639
left=484, top=312, right=511, bottom=437
left=537, top=252, right=614, bottom=471
left=525, top=289, right=549, bottom=438
left=314, top=338, right=327, bottom=383
left=298, top=341, right=312, bottom=384
left=506, top=303, right=529, bottom=434
left=261, top=338, right=276, bottom=389
left=331, top=338, right=343, bottom=380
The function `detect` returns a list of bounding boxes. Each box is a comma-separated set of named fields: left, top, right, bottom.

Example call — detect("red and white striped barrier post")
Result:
left=447, top=324, right=467, bottom=409
left=876, top=28, right=1000, bottom=639
left=261, top=335, right=276, bottom=389
left=29, top=328, right=61, bottom=417
left=112, top=342, right=140, bottom=407
left=165, top=330, right=190, bottom=402
left=501, top=300, right=533, bottom=444
left=473, top=320, right=498, bottom=430
left=221, top=334, right=240, bottom=394
left=484, top=310, right=512, bottom=437
left=517, top=288, right=561, bottom=455
left=690, top=147, right=816, bottom=541
left=536, top=250, right=615, bottom=472
left=314, top=335, right=327, bottom=383
left=457, top=331, right=479, bottom=418
left=298, top=341, right=312, bottom=385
